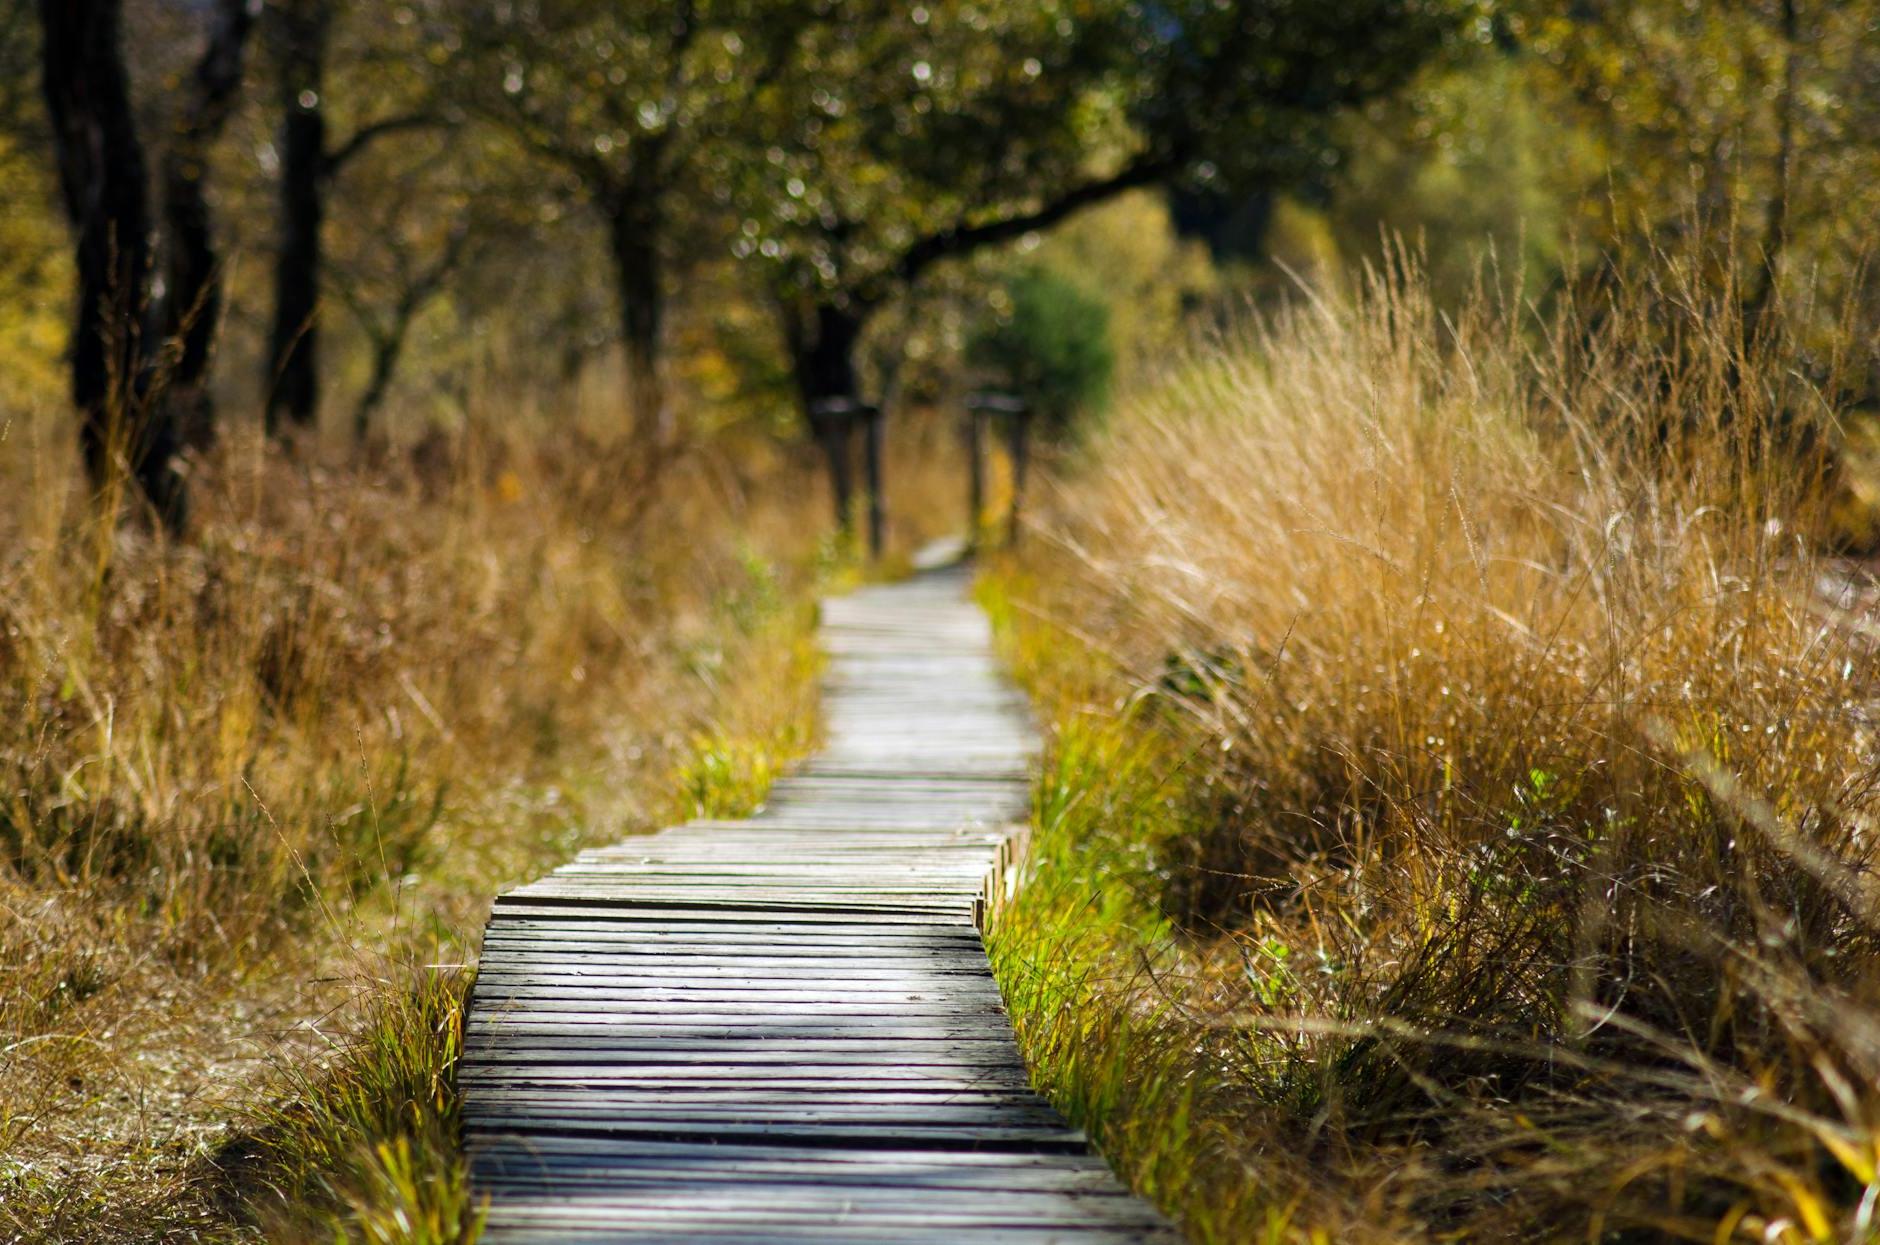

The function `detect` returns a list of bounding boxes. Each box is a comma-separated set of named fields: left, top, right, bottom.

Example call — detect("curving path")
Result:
left=462, top=564, right=1178, bottom=1243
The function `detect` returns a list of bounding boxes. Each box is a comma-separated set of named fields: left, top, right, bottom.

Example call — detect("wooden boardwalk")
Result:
left=462, top=565, right=1179, bottom=1243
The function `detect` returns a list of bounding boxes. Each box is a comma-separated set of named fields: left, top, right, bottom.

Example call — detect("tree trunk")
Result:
left=39, top=0, right=185, bottom=528
left=815, top=416, right=855, bottom=534
left=605, top=195, right=667, bottom=444
left=1742, top=0, right=1798, bottom=340
left=353, top=332, right=400, bottom=445
left=350, top=262, right=462, bottom=446
left=161, top=0, right=256, bottom=448
left=787, top=301, right=868, bottom=532
left=264, top=0, right=328, bottom=435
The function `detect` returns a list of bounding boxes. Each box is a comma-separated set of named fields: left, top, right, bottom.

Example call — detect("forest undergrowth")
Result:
left=987, top=257, right=1880, bottom=1243
left=0, top=404, right=855, bottom=1241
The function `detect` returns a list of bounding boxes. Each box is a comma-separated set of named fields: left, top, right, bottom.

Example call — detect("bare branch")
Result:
left=886, top=154, right=1175, bottom=296
left=323, top=112, right=444, bottom=177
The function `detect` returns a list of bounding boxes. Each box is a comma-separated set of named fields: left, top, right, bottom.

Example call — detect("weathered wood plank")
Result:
left=464, top=564, right=1175, bottom=1243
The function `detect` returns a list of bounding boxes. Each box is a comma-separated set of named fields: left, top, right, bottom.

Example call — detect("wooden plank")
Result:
left=464, top=565, right=1173, bottom=1243
left=472, top=962, right=1000, bottom=981
left=476, top=1202, right=1166, bottom=1229
left=480, top=1225, right=1173, bottom=1245
left=471, top=1161, right=1125, bottom=1195
left=460, top=1069, right=1039, bottom=1089
left=475, top=1196, right=1167, bottom=1228
left=469, top=1137, right=1112, bottom=1167
left=487, top=901, right=979, bottom=925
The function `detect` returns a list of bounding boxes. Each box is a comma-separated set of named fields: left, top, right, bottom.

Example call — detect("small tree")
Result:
left=967, top=266, right=1114, bottom=441
left=435, top=0, right=823, bottom=443
left=261, top=0, right=441, bottom=436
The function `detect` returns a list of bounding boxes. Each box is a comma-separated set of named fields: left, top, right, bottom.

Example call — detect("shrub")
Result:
left=968, top=265, right=1115, bottom=440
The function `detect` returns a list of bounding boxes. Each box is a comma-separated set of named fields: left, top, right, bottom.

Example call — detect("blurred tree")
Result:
left=435, top=0, right=821, bottom=444
left=738, top=0, right=1464, bottom=526
left=0, top=3, right=71, bottom=398
left=324, top=120, right=539, bottom=442
left=0, top=0, right=39, bottom=149
left=967, top=265, right=1113, bottom=440
left=1326, top=52, right=1577, bottom=306
left=332, top=218, right=471, bottom=444
left=1514, top=0, right=1880, bottom=374
left=158, top=0, right=258, bottom=448
left=262, top=0, right=441, bottom=435
left=1027, top=190, right=1219, bottom=383
left=37, top=0, right=185, bottom=525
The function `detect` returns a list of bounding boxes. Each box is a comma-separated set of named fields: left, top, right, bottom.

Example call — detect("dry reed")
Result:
left=992, top=255, right=1880, bottom=1242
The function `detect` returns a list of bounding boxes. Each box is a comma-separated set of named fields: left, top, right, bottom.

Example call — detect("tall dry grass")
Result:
left=0, top=406, right=840, bottom=1238
left=992, top=257, right=1880, bottom=1241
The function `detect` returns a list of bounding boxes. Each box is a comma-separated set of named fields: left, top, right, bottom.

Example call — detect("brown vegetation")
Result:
left=0, top=412, right=835, bottom=1239
left=989, top=256, right=1880, bottom=1242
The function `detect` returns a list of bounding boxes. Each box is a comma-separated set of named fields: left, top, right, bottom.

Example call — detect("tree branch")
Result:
left=887, top=154, right=1176, bottom=294
left=323, top=112, right=443, bottom=178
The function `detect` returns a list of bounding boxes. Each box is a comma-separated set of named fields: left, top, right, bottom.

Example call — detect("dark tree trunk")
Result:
left=787, top=301, right=868, bottom=531
left=1742, top=0, right=1797, bottom=340
left=39, top=0, right=185, bottom=528
left=814, top=413, right=855, bottom=533
left=161, top=0, right=256, bottom=448
left=605, top=191, right=667, bottom=443
left=353, top=332, right=401, bottom=445
left=264, top=0, right=328, bottom=434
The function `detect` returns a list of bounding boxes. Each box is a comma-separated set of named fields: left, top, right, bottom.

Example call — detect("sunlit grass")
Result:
left=666, top=603, right=822, bottom=823
left=0, top=404, right=842, bottom=1239
left=220, top=965, right=479, bottom=1244
left=987, top=255, right=1880, bottom=1241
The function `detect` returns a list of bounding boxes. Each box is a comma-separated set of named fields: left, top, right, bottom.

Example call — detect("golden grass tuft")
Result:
left=0, top=406, right=841, bottom=1239
left=989, top=256, right=1880, bottom=1242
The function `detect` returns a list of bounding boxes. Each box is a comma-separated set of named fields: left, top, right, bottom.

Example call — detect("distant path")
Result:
left=462, top=563, right=1179, bottom=1242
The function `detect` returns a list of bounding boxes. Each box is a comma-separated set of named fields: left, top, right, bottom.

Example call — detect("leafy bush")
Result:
left=968, top=265, right=1115, bottom=440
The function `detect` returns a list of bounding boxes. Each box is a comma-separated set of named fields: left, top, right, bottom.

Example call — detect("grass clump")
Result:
left=987, top=257, right=1880, bottom=1242
left=667, top=581, right=822, bottom=822
left=219, top=967, right=479, bottom=1244
left=0, top=415, right=836, bottom=1239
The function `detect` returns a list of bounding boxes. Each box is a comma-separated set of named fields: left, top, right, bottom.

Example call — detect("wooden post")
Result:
left=862, top=402, right=885, bottom=560
left=965, top=407, right=986, bottom=548
left=808, top=398, right=856, bottom=534
left=1007, top=407, right=1031, bottom=547
left=810, top=396, right=883, bottom=558
left=967, top=392, right=1027, bottom=550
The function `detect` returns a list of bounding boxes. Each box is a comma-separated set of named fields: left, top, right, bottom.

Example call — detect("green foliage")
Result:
left=1314, top=0, right=1880, bottom=365
left=1328, top=54, right=1580, bottom=304
left=968, top=265, right=1114, bottom=439
left=737, top=1, right=1466, bottom=298
left=670, top=728, right=793, bottom=820
left=981, top=573, right=1297, bottom=1240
